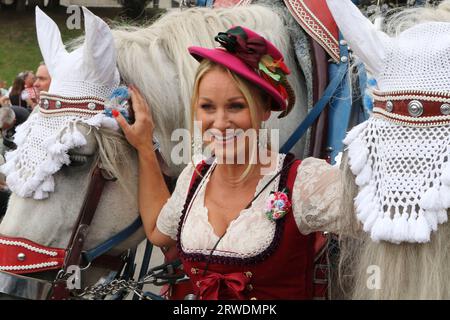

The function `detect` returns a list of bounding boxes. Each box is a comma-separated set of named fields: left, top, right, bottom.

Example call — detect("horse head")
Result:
left=0, top=7, right=144, bottom=258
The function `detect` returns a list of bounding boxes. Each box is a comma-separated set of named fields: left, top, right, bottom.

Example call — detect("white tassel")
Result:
left=13, top=127, right=29, bottom=146
left=71, top=127, right=87, bottom=146
left=41, top=176, right=55, bottom=193
left=371, top=212, right=393, bottom=242
left=0, top=159, right=16, bottom=175
left=13, top=115, right=35, bottom=146
left=420, top=187, right=443, bottom=211
left=414, top=212, right=431, bottom=243
left=354, top=185, right=373, bottom=208
left=61, top=131, right=74, bottom=145
left=40, top=159, right=60, bottom=175
left=4, top=149, right=18, bottom=162
left=355, top=162, right=372, bottom=187
left=33, top=188, right=48, bottom=200
left=6, top=171, right=21, bottom=194
left=48, top=142, right=68, bottom=155
left=407, top=213, right=417, bottom=243
left=348, top=138, right=369, bottom=175
left=437, top=209, right=448, bottom=224
left=101, top=116, right=119, bottom=131
left=392, top=212, right=409, bottom=244
left=83, top=113, right=119, bottom=131
left=356, top=202, right=374, bottom=223
left=43, top=134, right=59, bottom=149
left=84, top=113, right=103, bottom=129
left=363, top=206, right=380, bottom=232
left=424, top=210, right=438, bottom=231
left=343, top=121, right=369, bottom=145
left=51, top=151, right=70, bottom=166
left=439, top=184, right=450, bottom=208
left=22, top=174, right=43, bottom=195
left=19, top=178, right=36, bottom=198
left=441, top=163, right=450, bottom=186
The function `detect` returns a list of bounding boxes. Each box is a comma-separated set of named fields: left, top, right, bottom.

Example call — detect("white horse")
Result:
left=0, top=2, right=310, bottom=298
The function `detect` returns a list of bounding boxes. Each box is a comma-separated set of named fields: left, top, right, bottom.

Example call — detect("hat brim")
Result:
left=188, top=46, right=287, bottom=112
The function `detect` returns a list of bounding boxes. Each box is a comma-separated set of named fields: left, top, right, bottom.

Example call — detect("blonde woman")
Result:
left=115, top=26, right=341, bottom=300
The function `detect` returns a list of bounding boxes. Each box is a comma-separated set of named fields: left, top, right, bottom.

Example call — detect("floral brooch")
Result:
left=264, top=188, right=291, bottom=221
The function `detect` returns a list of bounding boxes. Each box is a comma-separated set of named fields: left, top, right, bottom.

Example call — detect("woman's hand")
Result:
left=114, top=85, right=156, bottom=153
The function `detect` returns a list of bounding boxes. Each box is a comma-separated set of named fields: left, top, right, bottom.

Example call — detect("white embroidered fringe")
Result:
left=344, top=118, right=450, bottom=244
left=0, top=112, right=118, bottom=200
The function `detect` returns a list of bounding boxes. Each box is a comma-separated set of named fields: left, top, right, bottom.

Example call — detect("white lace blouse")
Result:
left=156, top=154, right=343, bottom=258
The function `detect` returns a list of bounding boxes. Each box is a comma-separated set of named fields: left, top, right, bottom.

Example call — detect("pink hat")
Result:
left=188, top=26, right=294, bottom=117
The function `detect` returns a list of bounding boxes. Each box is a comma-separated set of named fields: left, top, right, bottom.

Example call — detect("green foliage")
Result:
left=117, top=0, right=152, bottom=19
left=0, top=7, right=83, bottom=85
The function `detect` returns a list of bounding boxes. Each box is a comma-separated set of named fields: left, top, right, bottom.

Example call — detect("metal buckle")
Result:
left=0, top=270, right=53, bottom=300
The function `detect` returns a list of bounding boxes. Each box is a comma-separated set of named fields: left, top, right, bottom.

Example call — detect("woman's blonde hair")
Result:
left=190, top=59, right=271, bottom=182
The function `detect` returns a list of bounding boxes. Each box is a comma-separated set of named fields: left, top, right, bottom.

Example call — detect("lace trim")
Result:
left=177, top=153, right=294, bottom=265
left=181, top=154, right=285, bottom=258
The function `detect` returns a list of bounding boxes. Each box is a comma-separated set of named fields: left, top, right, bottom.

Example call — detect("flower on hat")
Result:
left=264, top=188, right=291, bottom=221
left=258, top=55, right=290, bottom=101
left=215, top=26, right=267, bottom=69
left=215, top=26, right=290, bottom=102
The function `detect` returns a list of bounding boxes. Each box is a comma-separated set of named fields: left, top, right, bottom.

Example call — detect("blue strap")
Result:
left=83, top=216, right=142, bottom=263
left=196, top=0, right=214, bottom=6
left=133, top=240, right=154, bottom=300
left=326, top=36, right=351, bottom=164
left=280, top=67, right=347, bottom=154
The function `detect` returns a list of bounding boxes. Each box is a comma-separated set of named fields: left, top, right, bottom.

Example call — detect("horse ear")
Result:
left=35, top=6, right=68, bottom=76
left=326, top=0, right=390, bottom=75
left=82, top=7, right=118, bottom=82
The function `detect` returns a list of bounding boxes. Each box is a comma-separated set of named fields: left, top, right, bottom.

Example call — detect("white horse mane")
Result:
left=383, top=0, right=450, bottom=35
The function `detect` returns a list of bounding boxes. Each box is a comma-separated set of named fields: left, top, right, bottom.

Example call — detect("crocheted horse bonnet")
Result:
left=327, top=0, right=450, bottom=243
left=1, top=7, right=120, bottom=200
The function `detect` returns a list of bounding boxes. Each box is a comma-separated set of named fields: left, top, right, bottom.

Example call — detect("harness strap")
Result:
left=82, top=217, right=142, bottom=264
left=51, top=164, right=108, bottom=300
left=280, top=32, right=349, bottom=154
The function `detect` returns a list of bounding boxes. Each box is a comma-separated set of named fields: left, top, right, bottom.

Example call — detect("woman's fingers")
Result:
left=114, top=110, right=131, bottom=136
left=129, top=85, right=148, bottom=116
left=129, top=85, right=155, bottom=129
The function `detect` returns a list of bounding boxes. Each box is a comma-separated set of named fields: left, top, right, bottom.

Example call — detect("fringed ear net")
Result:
left=35, top=6, right=68, bottom=76
left=343, top=120, right=450, bottom=244
left=82, top=6, right=120, bottom=88
left=325, top=0, right=390, bottom=75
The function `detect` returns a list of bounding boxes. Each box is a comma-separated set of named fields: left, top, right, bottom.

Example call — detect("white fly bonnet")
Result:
left=327, top=0, right=450, bottom=243
left=1, top=7, right=120, bottom=200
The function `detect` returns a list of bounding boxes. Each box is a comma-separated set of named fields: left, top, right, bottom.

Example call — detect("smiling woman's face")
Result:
left=195, top=67, right=268, bottom=163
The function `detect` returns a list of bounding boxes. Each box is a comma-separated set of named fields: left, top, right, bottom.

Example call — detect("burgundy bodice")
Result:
left=176, top=155, right=317, bottom=300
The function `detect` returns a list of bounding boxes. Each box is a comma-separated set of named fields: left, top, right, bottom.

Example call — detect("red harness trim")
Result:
left=0, top=236, right=65, bottom=274
left=38, top=92, right=105, bottom=116
left=283, top=0, right=340, bottom=63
